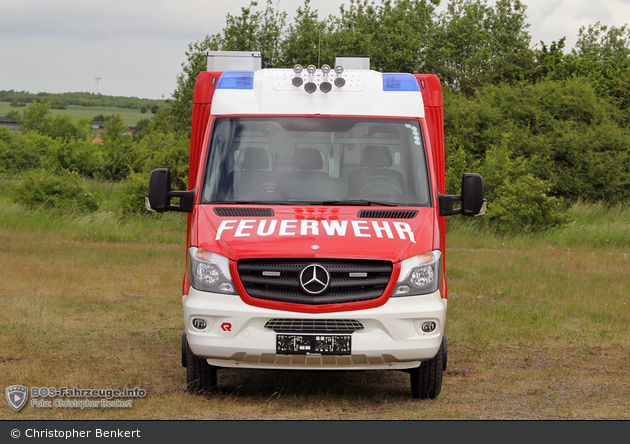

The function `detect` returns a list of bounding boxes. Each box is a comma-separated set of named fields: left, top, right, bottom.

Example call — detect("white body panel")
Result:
left=211, top=69, right=426, bottom=118
left=184, top=288, right=446, bottom=370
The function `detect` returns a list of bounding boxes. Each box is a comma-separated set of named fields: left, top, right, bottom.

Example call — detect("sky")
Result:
left=1, top=0, right=629, bottom=100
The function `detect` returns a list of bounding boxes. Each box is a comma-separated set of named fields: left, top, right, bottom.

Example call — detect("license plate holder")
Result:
left=276, top=334, right=351, bottom=355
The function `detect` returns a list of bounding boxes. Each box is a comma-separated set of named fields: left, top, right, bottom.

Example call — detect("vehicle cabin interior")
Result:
left=203, top=118, right=430, bottom=205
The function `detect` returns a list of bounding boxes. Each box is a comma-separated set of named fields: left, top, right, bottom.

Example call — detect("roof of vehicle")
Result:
left=210, top=69, right=426, bottom=118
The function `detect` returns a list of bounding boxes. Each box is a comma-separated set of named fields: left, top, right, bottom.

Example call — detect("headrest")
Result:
left=361, top=145, right=392, bottom=168
left=291, top=148, right=323, bottom=171
left=237, top=148, right=269, bottom=170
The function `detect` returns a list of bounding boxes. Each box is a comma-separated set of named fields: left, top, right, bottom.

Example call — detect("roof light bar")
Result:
left=290, top=64, right=347, bottom=93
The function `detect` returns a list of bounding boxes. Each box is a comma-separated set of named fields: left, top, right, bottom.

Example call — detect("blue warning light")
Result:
left=382, top=73, right=420, bottom=92
left=217, top=72, right=254, bottom=90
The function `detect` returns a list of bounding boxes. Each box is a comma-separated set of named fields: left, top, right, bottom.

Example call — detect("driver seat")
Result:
left=347, top=145, right=405, bottom=196
left=230, top=147, right=282, bottom=200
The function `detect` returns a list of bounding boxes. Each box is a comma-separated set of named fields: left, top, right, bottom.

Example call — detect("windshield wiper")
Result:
left=321, top=200, right=398, bottom=207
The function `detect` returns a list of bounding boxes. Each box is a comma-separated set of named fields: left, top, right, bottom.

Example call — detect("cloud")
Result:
left=2, top=0, right=630, bottom=99
left=0, top=0, right=256, bottom=41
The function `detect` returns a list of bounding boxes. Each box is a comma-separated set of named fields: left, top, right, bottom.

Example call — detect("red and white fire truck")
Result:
left=146, top=51, right=486, bottom=399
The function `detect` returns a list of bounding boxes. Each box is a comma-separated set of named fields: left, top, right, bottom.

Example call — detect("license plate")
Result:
left=276, top=334, right=351, bottom=355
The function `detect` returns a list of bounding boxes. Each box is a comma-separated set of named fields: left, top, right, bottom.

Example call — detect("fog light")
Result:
left=421, top=321, right=436, bottom=333
left=219, top=283, right=234, bottom=292
left=292, top=76, right=304, bottom=87
left=396, top=285, right=410, bottom=294
left=192, top=318, right=207, bottom=330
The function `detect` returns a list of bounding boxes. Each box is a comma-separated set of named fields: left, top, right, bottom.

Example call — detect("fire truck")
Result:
left=146, top=51, right=486, bottom=399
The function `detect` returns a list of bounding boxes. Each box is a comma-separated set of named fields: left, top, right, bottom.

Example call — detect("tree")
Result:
left=140, top=106, right=147, bottom=113
left=570, top=22, right=630, bottom=109
left=279, top=0, right=332, bottom=68
left=221, top=0, right=287, bottom=65
left=426, top=0, right=534, bottom=95
left=133, top=118, right=152, bottom=142
left=533, top=37, right=569, bottom=81
left=41, top=115, right=91, bottom=141
left=573, top=21, right=630, bottom=62
left=155, top=35, right=221, bottom=136
left=533, top=23, right=630, bottom=110
left=21, top=100, right=51, bottom=133
left=99, top=114, right=133, bottom=181
left=327, top=0, right=438, bottom=73
left=157, top=1, right=286, bottom=137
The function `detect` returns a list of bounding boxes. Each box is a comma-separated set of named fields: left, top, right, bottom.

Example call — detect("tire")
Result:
left=184, top=334, right=218, bottom=394
left=410, top=335, right=446, bottom=399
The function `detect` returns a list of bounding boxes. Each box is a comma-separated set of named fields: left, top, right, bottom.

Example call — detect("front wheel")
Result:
left=410, top=335, right=446, bottom=399
left=183, top=332, right=217, bottom=394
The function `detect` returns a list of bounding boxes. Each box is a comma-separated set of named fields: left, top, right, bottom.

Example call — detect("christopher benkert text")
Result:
left=26, top=429, right=140, bottom=438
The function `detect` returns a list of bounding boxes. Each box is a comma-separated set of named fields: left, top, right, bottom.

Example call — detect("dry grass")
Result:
left=1, top=221, right=629, bottom=420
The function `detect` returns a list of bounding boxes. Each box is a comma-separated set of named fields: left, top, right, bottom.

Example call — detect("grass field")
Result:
left=0, top=101, right=151, bottom=126
left=0, top=187, right=628, bottom=420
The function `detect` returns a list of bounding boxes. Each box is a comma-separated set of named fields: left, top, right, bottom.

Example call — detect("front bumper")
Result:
left=183, top=287, right=447, bottom=370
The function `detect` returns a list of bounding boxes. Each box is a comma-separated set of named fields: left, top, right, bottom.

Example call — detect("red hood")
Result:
left=194, top=205, right=435, bottom=263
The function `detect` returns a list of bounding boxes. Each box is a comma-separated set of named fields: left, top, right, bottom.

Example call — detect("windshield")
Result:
left=201, top=117, right=432, bottom=206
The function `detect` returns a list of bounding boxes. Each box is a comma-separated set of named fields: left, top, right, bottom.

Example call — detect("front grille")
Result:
left=237, top=259, right=393, bottom=305
left=264, top=319, right=364, bottom=333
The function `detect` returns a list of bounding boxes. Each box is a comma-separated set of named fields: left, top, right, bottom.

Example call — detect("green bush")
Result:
left=484, top=174, right=571, bottom=233
left=445, top=146, right=469, bottom=195
left=96, top=114, right=134, bottom=181
left=116, top=172, right=150, bottom=216
left=50, top=139, right=103, bottom=178
left=444, top=78, right=630, bottom=203
left=137, top=132, right=189, bottom=190
left=470, top=139, right=570, bottom=233
left=0, top=132, right=56, bottom=174
left=11, top=170, right=99, bottom=213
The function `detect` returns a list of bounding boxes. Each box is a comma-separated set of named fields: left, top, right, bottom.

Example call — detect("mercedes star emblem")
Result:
left=299, top=264, right=330, bottom=294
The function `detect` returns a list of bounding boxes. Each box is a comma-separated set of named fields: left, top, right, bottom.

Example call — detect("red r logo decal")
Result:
left=221, top=323, right=232, bottom=331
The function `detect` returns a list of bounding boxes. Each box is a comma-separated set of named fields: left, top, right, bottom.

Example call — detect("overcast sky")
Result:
left=1, top=0, right=629, bottom=100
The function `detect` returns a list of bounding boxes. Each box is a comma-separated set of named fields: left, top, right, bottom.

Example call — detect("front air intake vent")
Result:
left=358, top=210, right=418, bottom=219
left=214, top=208, right=274, bottom=217
left=264, top=319, right=364, bottom=333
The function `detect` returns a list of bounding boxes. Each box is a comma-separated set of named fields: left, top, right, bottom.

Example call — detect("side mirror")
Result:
left=438, top=173, right=487, bottom=217
left=146, top=168, right=194, bottom=213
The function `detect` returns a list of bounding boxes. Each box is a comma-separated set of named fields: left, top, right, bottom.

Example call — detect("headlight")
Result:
left=189, top=247, right=237, bottom=294
left=393, top=250, right=442, bottom=296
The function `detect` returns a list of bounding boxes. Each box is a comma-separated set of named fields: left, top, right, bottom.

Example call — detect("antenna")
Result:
left=95, top=77, right=102, bottom=94
left=318, top=24, right=321, bottom=67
